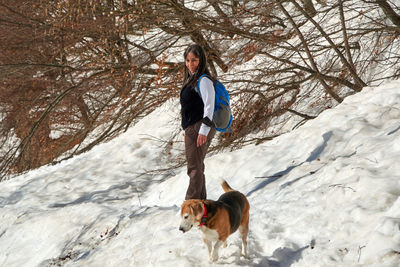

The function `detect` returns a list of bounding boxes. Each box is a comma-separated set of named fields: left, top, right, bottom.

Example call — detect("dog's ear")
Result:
left=190, top=202, right=204, bottom=220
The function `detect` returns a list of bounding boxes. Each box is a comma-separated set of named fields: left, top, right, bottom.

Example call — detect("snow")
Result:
left=1, top=80, right=400, bottom=267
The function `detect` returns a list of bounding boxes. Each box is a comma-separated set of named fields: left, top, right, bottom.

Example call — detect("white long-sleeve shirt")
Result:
left=198, top=77, right=215, bottom=136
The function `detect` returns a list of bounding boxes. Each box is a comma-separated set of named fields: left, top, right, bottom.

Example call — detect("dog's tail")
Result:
left=221, top=180, right=234, bottom=192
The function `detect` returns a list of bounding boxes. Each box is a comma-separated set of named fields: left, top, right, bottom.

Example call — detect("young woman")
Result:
left=180, top=44, right=216, bottom=200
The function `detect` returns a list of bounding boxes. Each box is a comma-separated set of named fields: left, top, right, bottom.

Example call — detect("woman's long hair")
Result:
left=182, top=44, right=213, bottom=88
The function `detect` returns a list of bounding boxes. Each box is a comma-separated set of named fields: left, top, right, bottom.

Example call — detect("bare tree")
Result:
left=0, top=0, right=181, bottom=179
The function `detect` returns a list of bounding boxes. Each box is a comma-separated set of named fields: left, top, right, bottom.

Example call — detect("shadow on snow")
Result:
left=246, top=131, right=333, bottom=197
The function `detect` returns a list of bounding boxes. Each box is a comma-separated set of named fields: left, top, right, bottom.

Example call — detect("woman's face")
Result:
left=185, top=52, right=199, bottom=74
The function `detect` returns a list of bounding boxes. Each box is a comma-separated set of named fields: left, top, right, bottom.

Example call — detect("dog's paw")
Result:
left=223, top=241, right=227, bottom=248
left=210, top=253, right=219, bottom=262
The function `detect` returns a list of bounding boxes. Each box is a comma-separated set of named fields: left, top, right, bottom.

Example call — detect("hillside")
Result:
left=0, top=80, right=399, bottom=266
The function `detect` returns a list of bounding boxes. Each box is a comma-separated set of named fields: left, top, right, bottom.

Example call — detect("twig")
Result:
left=358, top=245, right=366, bottom=263
left=255, top=175, right=283, bottom=179
left=329, top=184, right=356, bottom=192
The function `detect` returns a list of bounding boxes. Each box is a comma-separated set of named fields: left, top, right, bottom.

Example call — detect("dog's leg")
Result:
left=239, top=206, right=250, bottom=259
left=211, top=240, right=223, bottom=262
left=203, top=238, right=212, bottom=260
left=239, top=225, right=249, bottom=258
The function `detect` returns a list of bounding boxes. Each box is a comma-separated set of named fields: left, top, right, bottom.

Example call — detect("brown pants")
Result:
left=184, top=121, right=216, bottom=200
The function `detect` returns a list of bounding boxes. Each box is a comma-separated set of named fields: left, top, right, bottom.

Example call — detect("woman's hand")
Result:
left=197, top=134, right=208, bottom=147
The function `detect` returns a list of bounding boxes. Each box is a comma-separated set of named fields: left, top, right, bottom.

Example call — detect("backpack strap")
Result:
left=196, top=74, right=210, bottom=97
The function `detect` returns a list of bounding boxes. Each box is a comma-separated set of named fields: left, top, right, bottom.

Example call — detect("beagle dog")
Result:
left=179, top=180, right=250, bottom=262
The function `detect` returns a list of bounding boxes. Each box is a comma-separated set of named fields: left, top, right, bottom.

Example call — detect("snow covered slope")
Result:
left=1, top=80, right=399, bottom=267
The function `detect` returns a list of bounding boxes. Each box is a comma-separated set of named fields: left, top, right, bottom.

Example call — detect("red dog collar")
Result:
left=198, top=202, right=207, bottom=227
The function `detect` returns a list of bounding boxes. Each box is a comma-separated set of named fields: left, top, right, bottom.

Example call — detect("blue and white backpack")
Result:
left=196, top=74, right=233, bottom=132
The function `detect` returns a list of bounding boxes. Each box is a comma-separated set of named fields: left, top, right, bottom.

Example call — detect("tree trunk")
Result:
left=303, top=0, right=317, bottom=17
left=375, top=0, right=400, bottom=26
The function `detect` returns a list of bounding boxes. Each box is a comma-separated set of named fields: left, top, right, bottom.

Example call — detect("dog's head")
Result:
left=179, top=199, right=204, bottom=233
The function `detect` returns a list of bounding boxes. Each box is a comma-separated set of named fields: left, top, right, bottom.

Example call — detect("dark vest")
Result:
left=180, top=84, right=204, bottom=130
